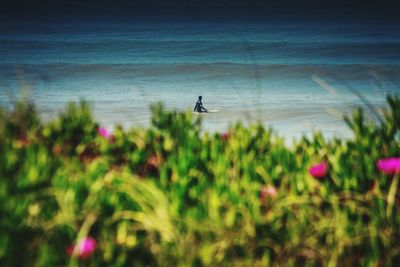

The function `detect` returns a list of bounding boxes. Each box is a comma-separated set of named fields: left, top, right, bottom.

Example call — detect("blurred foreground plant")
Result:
left=0, top=96, right=400, bottom=266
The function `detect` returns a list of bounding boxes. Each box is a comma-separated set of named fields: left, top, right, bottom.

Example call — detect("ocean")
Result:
left=1, top=9, right=399, bottom=139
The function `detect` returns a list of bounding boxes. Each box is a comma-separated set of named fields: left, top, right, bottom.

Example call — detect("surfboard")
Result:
left=193, top=109, right=219, bottom=114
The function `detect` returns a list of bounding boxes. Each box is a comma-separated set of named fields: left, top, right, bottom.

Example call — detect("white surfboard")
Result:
left=193, top=109, right=219, bottom=114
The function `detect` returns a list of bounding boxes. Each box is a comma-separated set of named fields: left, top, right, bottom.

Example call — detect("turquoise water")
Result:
left=1, top=10, right=399, bottom=139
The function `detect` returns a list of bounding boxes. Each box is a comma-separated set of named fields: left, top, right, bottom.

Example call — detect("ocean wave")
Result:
left=1, top=63, right=399, bottom=82
left=1, top=39, right=400, bottom=65
left=2, top=39, right=400, bottom=50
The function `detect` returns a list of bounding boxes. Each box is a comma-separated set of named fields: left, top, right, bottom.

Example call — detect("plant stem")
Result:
left=386, top=174, right=399, bottom=218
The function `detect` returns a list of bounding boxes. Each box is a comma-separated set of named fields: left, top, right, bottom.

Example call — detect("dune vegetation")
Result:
left=0, top=95, right=400, bottom=266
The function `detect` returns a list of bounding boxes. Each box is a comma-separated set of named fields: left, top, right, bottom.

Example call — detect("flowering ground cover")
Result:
left=0, top=96, right=400, bottom=266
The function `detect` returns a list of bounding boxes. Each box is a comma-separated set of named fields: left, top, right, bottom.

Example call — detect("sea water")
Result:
left=1, top=9, right=399, bottom=139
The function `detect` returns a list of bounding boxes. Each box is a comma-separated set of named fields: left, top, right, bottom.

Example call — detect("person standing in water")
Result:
left=194, top=96, right=208, bottom=113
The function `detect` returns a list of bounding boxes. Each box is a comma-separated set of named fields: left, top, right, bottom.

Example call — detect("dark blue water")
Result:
left=1, top=10, right=399, bottom=139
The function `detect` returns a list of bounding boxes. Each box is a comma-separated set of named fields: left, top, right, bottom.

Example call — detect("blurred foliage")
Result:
left=0, top=95, right=400, bottom=266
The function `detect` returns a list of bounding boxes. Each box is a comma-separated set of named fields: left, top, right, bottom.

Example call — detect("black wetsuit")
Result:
left=194, top=100, right=206, bottom=112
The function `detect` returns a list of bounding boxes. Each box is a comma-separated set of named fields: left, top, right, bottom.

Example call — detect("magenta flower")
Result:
left=309, top=162, right=327, bottom=179
left=98, top=127, right=112, bottom=140
left=220, top=131, right=230, bottom=141
left=377, top=157, right=400, bottom=175
left=66, top=237, right=97, bottom=259
left=260, top=185, right=277, bottom=205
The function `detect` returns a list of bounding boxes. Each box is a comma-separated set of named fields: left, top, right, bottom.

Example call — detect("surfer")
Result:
left=193, top=96, right=208, bottom=113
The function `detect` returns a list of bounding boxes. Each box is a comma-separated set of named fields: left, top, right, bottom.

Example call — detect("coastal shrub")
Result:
left=0, top=95, right=400, bottom=266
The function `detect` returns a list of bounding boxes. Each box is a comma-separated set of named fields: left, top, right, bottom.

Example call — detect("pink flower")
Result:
left=260, top=185, right=277, bottom=205
left=377, top=157, right=400, bottom=175
left=98, top=127, right=112, bottom=140
left=66, top=237, right=97, bottom=259
left=309, top=162, right=327, bottom=179
left=220, top=131, right=230, bottom=141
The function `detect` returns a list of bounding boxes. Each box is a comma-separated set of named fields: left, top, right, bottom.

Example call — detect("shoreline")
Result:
left=33, top=100, right=367, bottom=141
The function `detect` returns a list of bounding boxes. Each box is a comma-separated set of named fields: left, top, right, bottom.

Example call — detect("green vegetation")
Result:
left=1, top=96, right=400, bottom=266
